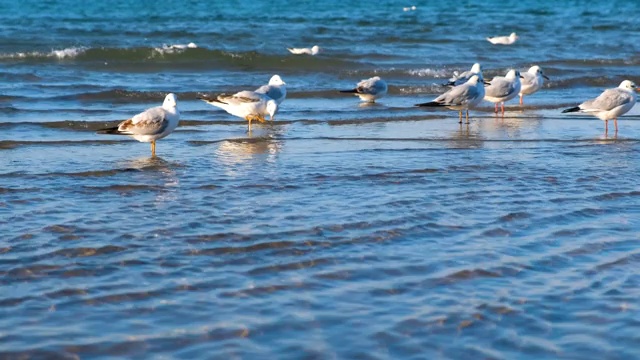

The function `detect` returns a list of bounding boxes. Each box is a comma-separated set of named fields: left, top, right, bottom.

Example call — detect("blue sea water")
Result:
left=1, top=0, right=640, bottom=358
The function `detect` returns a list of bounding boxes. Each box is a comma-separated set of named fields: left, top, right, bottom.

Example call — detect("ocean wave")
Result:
left=0, top=47, right=88, bottom=60
left=0, top=45, right=357, bottom=68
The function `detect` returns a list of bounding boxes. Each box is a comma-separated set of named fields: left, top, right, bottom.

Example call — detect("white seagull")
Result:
left=484, top=69, right=523, bottom=113
left=97, top=93, right=180, bottom=156
left=562, top=80, right=639, bottom=134
left=165, top=42, right=197, bottom=50
left=339, top=76, right=388, bottom=103
left=416, top=74, right=485, bottom=123
left=199, top=91, right=278, bottom=131
left=519, top=65, right=549, bottom=104
left=254, top=75, right=287, bottom=105
left=487, top=32, right=519, bottom=45
left=287, top=45, right=320, bottom=55
left=445, top=63, right=482, bottom=87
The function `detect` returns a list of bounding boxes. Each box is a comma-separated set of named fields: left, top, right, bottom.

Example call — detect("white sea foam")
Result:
left=51, top=47, right=87, bottom=59
left=153, top=42, right=198, bottom=55
left=0, top=47, right=87, bottom=60
left=407, top=68, right=448, bottom=78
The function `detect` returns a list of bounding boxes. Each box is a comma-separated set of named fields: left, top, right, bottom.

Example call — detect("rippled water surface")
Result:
left=2, top=0, right=640, bottom=359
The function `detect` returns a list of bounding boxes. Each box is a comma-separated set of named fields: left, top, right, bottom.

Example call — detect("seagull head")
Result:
left=529, top=65, right=550, bottom=80
left=266, top=99, right=279, bottom=120
left=468, top=74, right=482, bottom=85
left=163, top=93, right=178, bottom=108
left=505, top=69, right=518, bottom=79
left=619, top=80, right=639, bottom=93
left=510, top=32, right=518, bottom=40
left=311, top=45, right=320, bottom=55
left=269, top=75, right=286, bottom=86
left=471, top=63, right=482, bottom=74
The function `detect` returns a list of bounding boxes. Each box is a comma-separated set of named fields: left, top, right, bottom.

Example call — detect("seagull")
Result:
left=484, top=69, right=523, bottom=113
left=519, top=65, right=549, bottom=104
left=415, top=74, right=485, bottom=123
left=97, top=93, right=180, bottom=157
left=445, top=63, right=482, bottom=87
left=165, top=42, right=197, bottom=50
left=287, top=45, right=320, bottom=55
left=199, top=91, right=278, bottom=131
left=339, top=76, right=388, bottom=103
left=254, top=75, right=287, bottom=105
left=487, top=32, right=519, bottom=45
left=562, top=80, right=639, bottom=134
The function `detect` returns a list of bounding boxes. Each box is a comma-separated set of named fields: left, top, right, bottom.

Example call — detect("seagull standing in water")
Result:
left=199, top=91, right=278, bottom=131
left=484, top=70, right=523, bottom=114
left=97, top=93, right=180, bottom=157
left=487, top=32, right=519, bottom=45
left=562, top=80, right=638, bottom=134
left=339, top=76, right=388, bottom=103
left=519, top=65, right=549, bottom=105
left=254, top=75, right=287, bottom=105
left=415, top=74, right=485, bottom=123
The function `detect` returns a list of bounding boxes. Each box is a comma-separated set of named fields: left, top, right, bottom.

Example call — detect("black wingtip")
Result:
left=339, top=89, right=358, bottom=94
left=442, top=81, right=456, bottom=87
left=198, top=94, right=225, bottom=104
left=415, top=101, right=441, bottom=107
left=96, top=126, right=121, bottom=135
left=562, top=106, right=580, bottom=113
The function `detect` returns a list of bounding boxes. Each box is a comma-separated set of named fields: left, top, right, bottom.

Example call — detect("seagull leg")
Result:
left=604, top=119, right=608, bottom=135
left=465, top=110, right=470, bottom=124
left=151, top=141, right=156, bottom=157
left=494, top=103, right=498, bottom=113
left=501, top=102, right=505, bottom=114
left=458, top=111, right=462, bottom=124
left=519, top=94, right=523, bottom=105
left=614, top=118, right=618, bottom=133
left=245, top=116, right=252, bottom=132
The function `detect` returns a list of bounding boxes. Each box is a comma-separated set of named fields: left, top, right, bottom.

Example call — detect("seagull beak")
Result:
left=520, top=75, right=525, bottom=79
left=484, top=81, right=491, bottom=85
left=543, top=75, right=550, bottom=80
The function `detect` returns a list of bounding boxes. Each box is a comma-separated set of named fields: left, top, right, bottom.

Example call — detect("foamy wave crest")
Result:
left=407, top=68, right=449, bottom=78
left=50, top=47, right=87, bottom=59
left=152, top=42, right=198, bottom=56
left=0, top=47, right=87, bottom=60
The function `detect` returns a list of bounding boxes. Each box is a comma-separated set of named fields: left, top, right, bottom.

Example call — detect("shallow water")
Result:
left=2, top=0, right=640, bottom=359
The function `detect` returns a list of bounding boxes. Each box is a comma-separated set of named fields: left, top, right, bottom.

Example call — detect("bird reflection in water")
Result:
left=215, top=134, right=283, bottom=167
left=118, top=156, right=181, bottom=204
left=450, top=122, right=483, bottom=149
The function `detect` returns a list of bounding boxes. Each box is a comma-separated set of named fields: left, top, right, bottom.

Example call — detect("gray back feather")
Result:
left=584, top=88, right=633, bottom=111
left=485, top=77, right=517, bottom=98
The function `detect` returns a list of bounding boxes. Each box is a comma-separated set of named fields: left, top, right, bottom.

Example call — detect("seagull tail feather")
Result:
left=198, top=94, right=227, bottom=104
left=415, top=101, right=443, bottom=107
left=96, top=126, right=124, bottom=135
left=562, top=106, right=581, bottom=113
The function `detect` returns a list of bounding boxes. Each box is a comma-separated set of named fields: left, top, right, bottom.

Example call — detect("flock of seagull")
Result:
left=97, top=60, right=639, bottom=156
